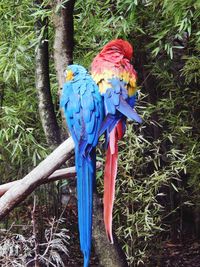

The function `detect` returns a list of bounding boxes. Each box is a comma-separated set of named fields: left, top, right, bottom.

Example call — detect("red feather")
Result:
left=100, top=39, right=133, bottom=60
left=103, top=120, right=124, bottom=243
left=91, top=39, right=137, bottom=78
left=104, top=127, right=118, bottom=243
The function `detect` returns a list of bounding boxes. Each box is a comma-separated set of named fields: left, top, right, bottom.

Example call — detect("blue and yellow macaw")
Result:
left=60, top=64, right=104, bottom=267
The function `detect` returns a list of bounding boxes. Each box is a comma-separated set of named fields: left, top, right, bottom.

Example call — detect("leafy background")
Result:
left=0, top=0, right=200, bottom=266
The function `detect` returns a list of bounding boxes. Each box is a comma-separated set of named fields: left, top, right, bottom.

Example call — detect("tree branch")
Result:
left=0, top=167, right=76, bottom=197
left=0, top=162, right=102, bottom=197
left=0, top=134, right=127, bottom=265
left=0, top=137, right=74, bottom=220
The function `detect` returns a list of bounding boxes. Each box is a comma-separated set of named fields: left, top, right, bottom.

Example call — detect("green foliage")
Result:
left=114, top=124, right=164, bottom=265
left=0, top=0, right=56, bottom=184
left=134, top=0, right=200, bottom=59
left=0, top=1, right=34, bottom=85
left=0, top=104, right=48, bottom=182
left=73, top=0, right=139, bottom=67
left=182, top=53, right=200, bottom=84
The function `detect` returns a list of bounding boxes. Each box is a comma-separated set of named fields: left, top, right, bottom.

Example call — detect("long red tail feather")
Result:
left=103, top=121, right=124, bottom=243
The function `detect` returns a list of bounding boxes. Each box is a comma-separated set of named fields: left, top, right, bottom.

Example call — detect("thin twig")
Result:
left=42, top=217, right=55, bottom=258
left=40, top=255, right=57, bottom=267
left=31, top=196, right=40, bottom=267
left=54, top=206, right=67, bottom=234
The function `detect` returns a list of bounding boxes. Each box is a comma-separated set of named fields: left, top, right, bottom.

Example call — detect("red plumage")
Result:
left=100, top=39, right=133, bottom=60
left=91, top=39, right=138, bottom=243
left=104, top=121, right=124, bottom=243
left=104, top=129, right=118, bottom=243
left=91, top=39, right=137, bottom=78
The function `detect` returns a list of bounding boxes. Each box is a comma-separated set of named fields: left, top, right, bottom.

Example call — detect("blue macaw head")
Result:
left=65, top=64, right=87, bottom=81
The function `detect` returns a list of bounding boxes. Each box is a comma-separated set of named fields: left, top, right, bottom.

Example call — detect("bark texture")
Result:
left=93, top=192, right=128, bottom=267
left=35, top=5, right=61, bottom=147
left=53, top=0, right=75, bottom=90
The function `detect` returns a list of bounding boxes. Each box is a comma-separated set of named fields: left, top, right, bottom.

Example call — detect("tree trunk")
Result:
left=52, top=0, right=75, bottom=140
left=35, top=1, right=61, bottom=148
left=93, top=192, right=128, bottom=267
left=53, top=0, right=75, bottom=91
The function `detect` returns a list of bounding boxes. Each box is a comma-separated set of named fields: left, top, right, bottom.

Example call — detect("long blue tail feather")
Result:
left=76, top=149, right=95, bottom=267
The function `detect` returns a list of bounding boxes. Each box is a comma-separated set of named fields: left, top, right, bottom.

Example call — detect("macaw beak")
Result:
left=66, top=70, right=74, bottom=81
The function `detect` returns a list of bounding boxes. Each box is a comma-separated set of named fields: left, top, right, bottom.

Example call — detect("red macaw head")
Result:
left=100, top=39, right=133, bottom=60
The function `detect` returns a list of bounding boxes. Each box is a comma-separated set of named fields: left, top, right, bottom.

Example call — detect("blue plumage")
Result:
left=60, top=65, right=104, bottom=267
left=99, top=78, right=142, bottom=144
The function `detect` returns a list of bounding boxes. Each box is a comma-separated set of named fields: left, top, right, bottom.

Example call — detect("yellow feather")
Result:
left=93, top=69, right=137, bottom=96
left=92, top=73, right=100, bottom=83
left=130, top=78, right=136, bottom=86
left=66, top=70, right=74, bottom=81
left=128, top=77, right=137, bottom=96
left=99, top=82, right=104, bottom=94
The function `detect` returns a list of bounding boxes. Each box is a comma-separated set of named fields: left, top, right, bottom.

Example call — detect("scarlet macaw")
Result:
left=60, top=65, right=103, bottom=267
left=91, top=39, right=142, bottom=243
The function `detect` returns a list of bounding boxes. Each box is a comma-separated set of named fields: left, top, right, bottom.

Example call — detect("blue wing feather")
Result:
left=83, top=109, right=91, bottom=123
left=86, top=112, right=95, bottom=134
left=98, top=77, right=142, bottom=139
left=60, top=83, right=70, bottom=107
left=117, top=96, right=142, bottom=123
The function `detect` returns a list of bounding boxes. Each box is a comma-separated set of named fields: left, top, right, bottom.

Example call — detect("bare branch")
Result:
left=0, top=167, right=76, bottom=197
left=0, top=137, right=74, bottom=219
left=0, top=162, right=102, bottom=197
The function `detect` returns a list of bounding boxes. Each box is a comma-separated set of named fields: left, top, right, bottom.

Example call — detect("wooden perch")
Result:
left=0, top=137, right=75, bottom=220
left=0, top=162, right=102, bottom=197
left=0, top=167, right=75, bottom=197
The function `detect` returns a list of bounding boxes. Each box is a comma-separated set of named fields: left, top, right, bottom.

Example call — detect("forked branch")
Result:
left=0, top=137, right=74, bottom=220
